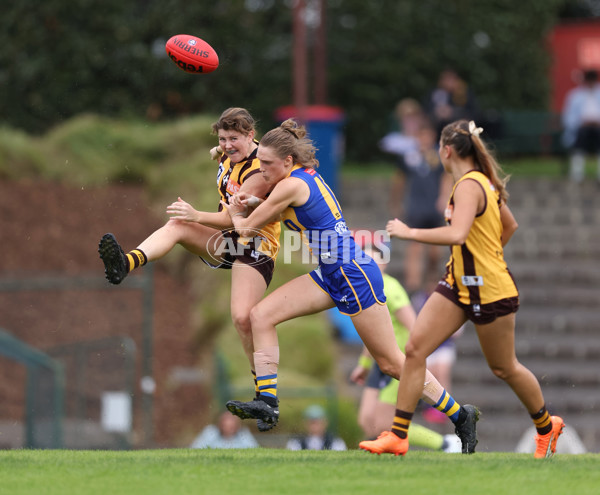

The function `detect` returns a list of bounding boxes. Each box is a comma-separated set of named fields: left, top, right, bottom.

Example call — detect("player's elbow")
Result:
left=503, top=220, right=518, bottom=244
left=451, top=231, right=469, bottom=245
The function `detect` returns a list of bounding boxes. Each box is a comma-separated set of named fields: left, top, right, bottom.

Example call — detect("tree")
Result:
left=0, top=0, right=571, bottom=160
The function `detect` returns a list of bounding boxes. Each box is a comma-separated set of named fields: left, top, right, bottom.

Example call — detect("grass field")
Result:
left=2, top=448, right=599, bottom=495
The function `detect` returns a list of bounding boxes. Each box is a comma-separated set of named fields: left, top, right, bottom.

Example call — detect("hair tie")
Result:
left=469, top=120, right=483, bottom=137
left=284, top=126, right=299, bottom=139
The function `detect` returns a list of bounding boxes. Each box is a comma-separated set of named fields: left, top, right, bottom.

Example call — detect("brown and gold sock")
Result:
left=531, top=405, right=552, bottom=436
left=125, top=249, right=148, bottom=273
left=391, top=409, right=414, bottom=439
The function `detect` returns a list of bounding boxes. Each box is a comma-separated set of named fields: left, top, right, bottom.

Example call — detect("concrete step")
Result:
left=341, top=176, right=600, bottom=209
left=447, top=305, right=597, bottom=336
left=518, top=285, right=600, bottom=308
left=508, top=258, right=600, bottom=286
left=454, top=356, right=600, bottom=387
left=504, top=232, right=600, bottom=259
left=450, top=375, right=599, bottom=414
left=513, top=306, right=599, bottom=334
left=505, top=177, right=600, bottom=199
left=456, top=331, right=600, bottom=361
left=505, top=226, right=600, bottom=250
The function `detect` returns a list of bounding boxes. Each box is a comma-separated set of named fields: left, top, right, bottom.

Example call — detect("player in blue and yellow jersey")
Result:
left=370, top=119, right=564, bottom=458
left=98, top=108, right=281, bottom=430
left=223, top=119, right=479, bottom=450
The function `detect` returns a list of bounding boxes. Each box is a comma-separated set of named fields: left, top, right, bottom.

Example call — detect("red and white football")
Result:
left=165, top=34, right=219, bottom=74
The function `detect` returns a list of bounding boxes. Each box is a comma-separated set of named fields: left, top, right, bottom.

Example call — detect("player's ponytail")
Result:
left=441, top=120, right=509, bottom=202
left=261, top=119, right=319, bottom=169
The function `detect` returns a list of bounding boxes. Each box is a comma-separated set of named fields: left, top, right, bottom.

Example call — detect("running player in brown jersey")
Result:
left=361, top=119, right=564, bottom=458
left=98, top=108, right=281, bottom=430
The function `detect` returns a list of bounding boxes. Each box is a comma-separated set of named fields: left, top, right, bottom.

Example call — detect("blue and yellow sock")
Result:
left=257, top=373, right=278, bottom=404
left=433, top=389, right=462, bottom=424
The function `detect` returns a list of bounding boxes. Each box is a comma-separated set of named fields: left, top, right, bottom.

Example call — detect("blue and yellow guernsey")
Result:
left=280, top=165, right=363, bottom=272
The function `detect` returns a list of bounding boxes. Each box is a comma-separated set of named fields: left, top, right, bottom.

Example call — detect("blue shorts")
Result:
left=366, top=363, right=392, bottom=390
left=309, top=257, right=386, bottom=315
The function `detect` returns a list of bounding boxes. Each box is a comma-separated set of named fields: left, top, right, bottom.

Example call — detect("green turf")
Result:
left=2, top=449, right=598, bottom=495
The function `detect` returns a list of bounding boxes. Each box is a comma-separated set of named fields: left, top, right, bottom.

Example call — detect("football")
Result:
left=165, top=34, right=219, bottom=74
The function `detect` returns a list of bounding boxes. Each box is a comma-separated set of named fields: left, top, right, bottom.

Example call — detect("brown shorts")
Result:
left=435, top=279, right=519, bottom=325
left=199, top=231, right=275, bottom=287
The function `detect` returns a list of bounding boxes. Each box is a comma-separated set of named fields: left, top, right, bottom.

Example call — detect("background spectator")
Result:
left=286, top=405, right=347, bottom=451
left=561, top=68, right=600, bottom=183
left=190, top=410, right=259, bottom=449
left=379, top=98, right=427, bottom=164
left=385, top=121, right=453, bottom=297
left=424, top=68, right=479, bottom=138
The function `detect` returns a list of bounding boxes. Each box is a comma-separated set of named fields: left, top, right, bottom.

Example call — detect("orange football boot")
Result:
left=534, top=416, right=565, bottom=459
left=359, top=431, right=409, bottom=456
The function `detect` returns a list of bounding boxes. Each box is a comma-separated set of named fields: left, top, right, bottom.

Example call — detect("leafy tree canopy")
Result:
left=0, top=0, right=588, bottom=160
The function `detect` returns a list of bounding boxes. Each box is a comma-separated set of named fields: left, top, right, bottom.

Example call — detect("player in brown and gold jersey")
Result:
left=98, top=108, right=281, bottom=431
left=371, top=119, right=564, bottom=458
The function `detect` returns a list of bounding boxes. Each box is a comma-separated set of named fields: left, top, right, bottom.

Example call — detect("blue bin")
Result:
left=275, top=105, right=345, bottom=194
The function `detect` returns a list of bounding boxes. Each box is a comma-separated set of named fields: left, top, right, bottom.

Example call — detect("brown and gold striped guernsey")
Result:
left=215, top=142, right=280, bottom=260
left=442, top=170, right=518, bottom=306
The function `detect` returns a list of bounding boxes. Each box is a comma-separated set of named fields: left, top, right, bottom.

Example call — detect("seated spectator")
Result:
left=190, top=410, right=259, bottom=449
left=286, top=405, right=347, bottom=451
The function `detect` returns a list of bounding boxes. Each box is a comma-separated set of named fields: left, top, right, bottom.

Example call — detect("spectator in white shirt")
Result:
left=561, top=68, right=600, bottom=183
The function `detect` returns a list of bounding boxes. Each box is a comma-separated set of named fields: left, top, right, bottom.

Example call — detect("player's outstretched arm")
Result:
left=166, top=197, right=236, bottom=230
left=386, top=179, right=480, bottom=246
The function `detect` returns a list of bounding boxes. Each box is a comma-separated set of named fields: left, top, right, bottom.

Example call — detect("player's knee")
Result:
left=231, top=310, right=252, bottom=335
left=404, top=339, right=423, bottom=361
left=162, top=218, right=188, bottom=239
left=488, top=363, right=516, bottom=381
left=249, top=304, right=271, bottom=330
left=165, top=218, right=185, bottom=229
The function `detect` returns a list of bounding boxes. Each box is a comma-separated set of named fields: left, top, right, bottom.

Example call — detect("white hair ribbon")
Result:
left=469, top=120, right=483, bottom=137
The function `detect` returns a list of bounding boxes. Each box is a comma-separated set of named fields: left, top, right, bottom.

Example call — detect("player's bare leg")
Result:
left=230, top=261, right=267, bottom=368
left=475, top=314, right=545, bottom=411
left=476, top=312, right=563, bottom=457
left=99, top=219, right=222, bottom=284
left=138, top=219, right=221, bottom=260
left=226, top=275, right=333, bottom=426
left=360, top=293, right=478, bottom=455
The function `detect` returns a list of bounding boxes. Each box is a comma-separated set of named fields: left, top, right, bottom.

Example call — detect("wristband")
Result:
left=231, top=212, right=245, bottom=218
left=358, top=355, right=373, bottom=369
